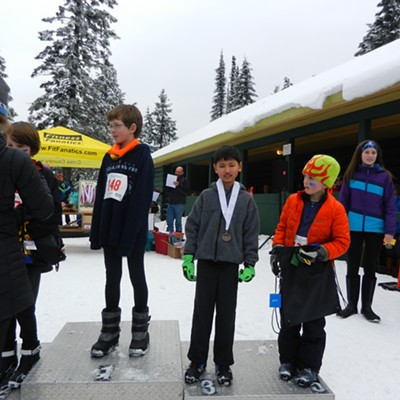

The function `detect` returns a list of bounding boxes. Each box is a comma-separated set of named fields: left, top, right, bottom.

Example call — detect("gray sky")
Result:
left=1, top=0, right=379, bottom=138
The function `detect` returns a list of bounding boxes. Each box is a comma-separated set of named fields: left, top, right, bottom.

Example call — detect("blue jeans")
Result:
left=166, top=203, right=185, bottom=232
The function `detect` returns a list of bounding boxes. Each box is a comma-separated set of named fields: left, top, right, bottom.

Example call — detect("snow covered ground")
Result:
left=35, top=234, right=400, bottom=400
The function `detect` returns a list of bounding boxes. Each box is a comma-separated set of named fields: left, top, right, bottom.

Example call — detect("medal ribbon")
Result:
left=216, top=179, right=240, bottom=232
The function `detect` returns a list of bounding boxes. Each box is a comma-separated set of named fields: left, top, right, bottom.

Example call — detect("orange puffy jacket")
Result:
left=273, top=191, right=350, bottom=260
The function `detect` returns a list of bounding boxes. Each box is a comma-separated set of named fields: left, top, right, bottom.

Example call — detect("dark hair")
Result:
left=5, top=121, right=41, bottom=156
left=343, top=140, right=392, bottom=183
left=107, top=104, right=143, bottom=138
left=213, top=146, right=241, bottom=164
left=0, top=114, right=8, bottom=132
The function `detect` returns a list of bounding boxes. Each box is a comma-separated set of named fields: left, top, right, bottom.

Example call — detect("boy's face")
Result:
left=303, top=174, right=326, bottom=196
left=214, top=158, right=242, bottom=188
left=109, top=118, right=136, bottom=148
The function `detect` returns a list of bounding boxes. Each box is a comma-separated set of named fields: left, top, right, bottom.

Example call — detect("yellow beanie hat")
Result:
left=302, top=154, right=340, bottom=188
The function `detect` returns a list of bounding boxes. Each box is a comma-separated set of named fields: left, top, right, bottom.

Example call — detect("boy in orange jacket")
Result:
left=270, top=154, right=349, bottom=388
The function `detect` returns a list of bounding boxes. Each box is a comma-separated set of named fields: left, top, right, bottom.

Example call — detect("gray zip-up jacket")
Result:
left=184, top=182, right=260, bottom=266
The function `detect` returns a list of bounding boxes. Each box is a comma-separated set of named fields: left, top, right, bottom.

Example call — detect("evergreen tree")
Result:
left=91, top=56, right=124, bottom=144
left=0, top=54, right=17, bottom=119
left=141, top=107, right=158, bottom=152
left=152, top=89, right=177, bottom=150
left=272, top=85, right=280, bottom=94
left=355, top=0, right=400, bottom=56
left=226, top=56, right=240, bottom=114
left=236, top=57, right=257, bottom=108
left=282, top=76, right=293, bottom=90
left=272, top=76, right=293, bottom=94
left=210, top=51, right=226, bottom=121
left=28, top=0, right=123, bottom=142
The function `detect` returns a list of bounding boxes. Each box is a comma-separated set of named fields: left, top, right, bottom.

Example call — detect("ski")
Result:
left=94, top=364, right=114, bottom=381
left=0, top=384, right=12, bottom=400
left=310, top=381, right=326, bottom=393
left=200, top=379, right=217, bottom=396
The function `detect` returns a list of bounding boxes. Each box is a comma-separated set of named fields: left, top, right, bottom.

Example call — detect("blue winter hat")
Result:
left=0, top=76, right=10, bottom=116
left=361, top=140, right=378, bottom=153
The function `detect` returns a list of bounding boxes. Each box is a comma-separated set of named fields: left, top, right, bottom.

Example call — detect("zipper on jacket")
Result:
left=361, top=167, right=371, bottom=232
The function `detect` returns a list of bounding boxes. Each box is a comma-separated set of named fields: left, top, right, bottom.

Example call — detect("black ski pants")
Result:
left=347, top=232, right=383, bottom=279
left=278, top=317, right=326, bottom=372
left=0, top=319, right=11, bottom=355
left=187, top=259, right=239, bottom=367
left=103, top=246, right=148, bottom=312
left=4, top=265, right=42, bottom=351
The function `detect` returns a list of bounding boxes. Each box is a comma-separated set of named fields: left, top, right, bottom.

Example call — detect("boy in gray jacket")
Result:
left=182, top=146, right=260, bottom=386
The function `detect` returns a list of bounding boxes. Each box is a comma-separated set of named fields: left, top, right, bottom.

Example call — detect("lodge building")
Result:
left=152, top=39, right=400, bottom=234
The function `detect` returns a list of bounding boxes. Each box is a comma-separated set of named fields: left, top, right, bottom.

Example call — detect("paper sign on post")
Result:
left=148, top=213, right=154, bottom=230
left=166, top=174, right=177, bottom=188
left=152, top=191, right=160, bottom=202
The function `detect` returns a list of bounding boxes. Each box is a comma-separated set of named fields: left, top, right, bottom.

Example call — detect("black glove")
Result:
left=269, top=245, right=283, bottom=276
left=296, top=245, right=328, bottom=266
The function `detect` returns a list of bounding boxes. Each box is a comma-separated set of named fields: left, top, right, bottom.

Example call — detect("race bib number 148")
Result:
left=104, top=173, right=128, bottom=201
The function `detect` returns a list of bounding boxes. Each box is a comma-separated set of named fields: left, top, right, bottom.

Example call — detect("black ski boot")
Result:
left=8, top=345, right=40, bottom=389
left=278, top=363, right=296, bottom=381
left=294, top=368, right=318, bottom=388
left=216, top=364, right=233, bottom=386
left=91, top=308, right=121, bottom=358
left=184, top=362, right=206, bottom=384
left=129, top=307, right=150, bottom=357
left=361, top=276, right=381, bottom=323
left=0, top=343, right=18, bottom=386
left=337, top=275, right=360, bottom=318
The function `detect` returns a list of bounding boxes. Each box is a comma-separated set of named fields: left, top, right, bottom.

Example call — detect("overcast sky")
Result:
left=1, top=0, right=379, bottom=138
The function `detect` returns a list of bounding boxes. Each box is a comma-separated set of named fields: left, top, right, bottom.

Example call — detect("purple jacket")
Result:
left=338, top=164, right=396, bottom=235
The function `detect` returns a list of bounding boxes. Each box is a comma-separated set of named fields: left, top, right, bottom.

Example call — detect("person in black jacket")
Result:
left=90, top=104, right=154, bottom=358
left=3, top=122, right=63, bottom=388
left=166, top=166, right=190, bottom=233
left=0, top=80, right=54, bottom=387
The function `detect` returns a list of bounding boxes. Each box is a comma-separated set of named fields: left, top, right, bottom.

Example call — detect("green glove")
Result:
left=238, top=265, right=255, bottom=283
left=182, top=254, right=196, bottom=281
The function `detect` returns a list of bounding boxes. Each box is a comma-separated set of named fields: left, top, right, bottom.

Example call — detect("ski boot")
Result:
left=0, top=347, right=18, bottom=386
left=216, top=364, right=233, bottom=386
left=184, top=362, right=206, bottom=384
left=337, top=275, right=360, bottom=318
left=278, top=363, right=296, bottom=381
left=91, top=308, right=121, bottom=358
left=8, top=346, right=40, bottom=389
left=361, top=276, right=381, bottom=323
left=129, top=307, right=150, bottom=357
left=294, top=368, right=318, bottom=388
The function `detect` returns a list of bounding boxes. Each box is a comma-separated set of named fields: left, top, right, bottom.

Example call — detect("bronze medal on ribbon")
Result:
left=221, top=232, right=231, bottom=242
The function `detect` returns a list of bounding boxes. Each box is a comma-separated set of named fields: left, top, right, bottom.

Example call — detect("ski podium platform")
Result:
left=21, top=321, right=183, bottom=400
left=14, top=320, right=334, bottom=399
left=182, top=341, right=334, bottom=399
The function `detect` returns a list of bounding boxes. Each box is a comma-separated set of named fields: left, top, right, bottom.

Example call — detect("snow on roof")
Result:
left=153, top=39, right=400, bottom=159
